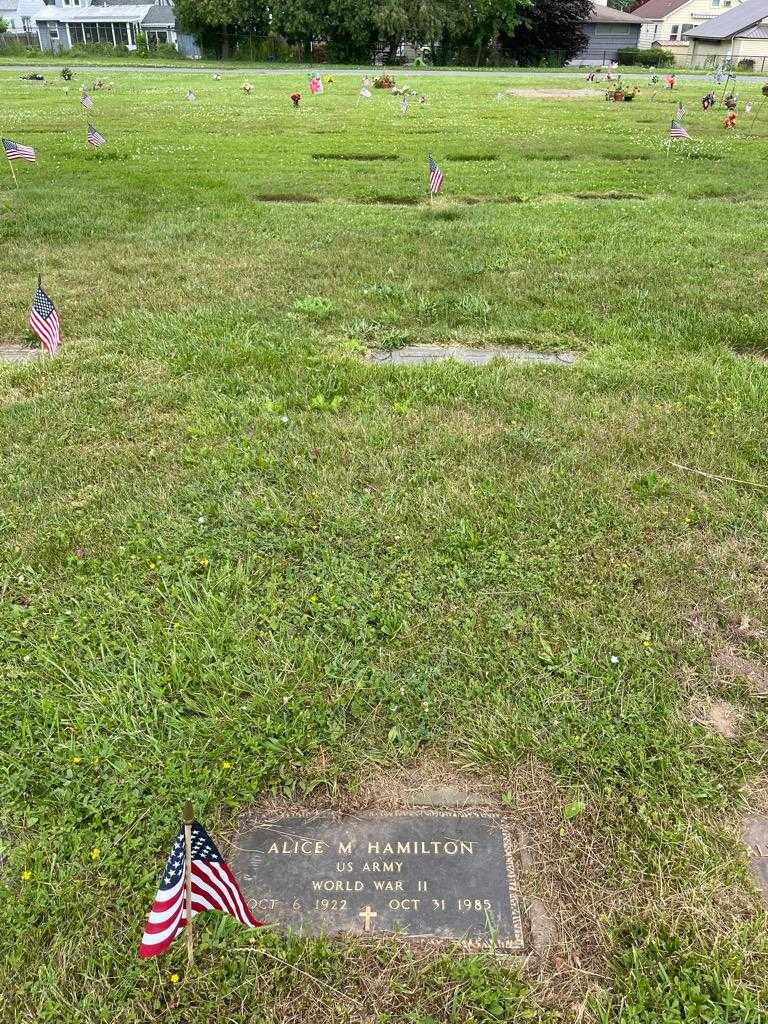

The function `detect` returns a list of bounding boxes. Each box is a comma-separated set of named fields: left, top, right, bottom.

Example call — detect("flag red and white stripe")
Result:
left=428, top=154, right=444, bottom=195
left=29, top=283, right=60, bottom=356
left=3, top=138, right=36, bottom=162
left=138, top=820, right=262, bottom=958
left=87, top=124, right=105, bottom=148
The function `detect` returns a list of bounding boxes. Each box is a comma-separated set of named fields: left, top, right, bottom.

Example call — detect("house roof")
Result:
left=740, top=22, right=768, bottom=36
left=585, top=5, right=644, bottom=24
left=0, top=0, right=45, bottom=14
left=630, top=0, right=688, bottom=20
left=35, top=3, right=174, bottom=24
left=686, top=0, right=768, bottom=39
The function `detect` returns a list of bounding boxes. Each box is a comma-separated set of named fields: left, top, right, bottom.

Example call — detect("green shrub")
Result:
left=618, top=47, right=677, bottom=68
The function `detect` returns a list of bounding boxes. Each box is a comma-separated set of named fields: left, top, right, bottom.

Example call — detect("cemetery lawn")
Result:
left=2, top=70, right=768, bottom=1023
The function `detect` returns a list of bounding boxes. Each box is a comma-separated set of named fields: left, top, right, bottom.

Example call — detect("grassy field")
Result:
left=2, top=69, right=768, bottom=1023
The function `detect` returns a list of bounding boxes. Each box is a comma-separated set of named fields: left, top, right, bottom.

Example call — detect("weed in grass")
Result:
left=293, top=296, right=335, bottom=321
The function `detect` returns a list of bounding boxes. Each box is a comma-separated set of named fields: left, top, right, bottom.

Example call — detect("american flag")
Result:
left=428, top=154, right=444, bottom=195
left=80, top=92, right=93, bottom=110
left=29, top=283, right=60, bottom=356
left=669, top=120, right=690, bottom=140
left=87, top=124, right=105, bottom=148
left=138, top=819, right=262, bottom=958
left=675, top=102, right=686, bottom=120
left=3, top=137, right=36, bottom=162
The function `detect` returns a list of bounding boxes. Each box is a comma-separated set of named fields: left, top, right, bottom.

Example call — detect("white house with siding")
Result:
left=632, top=0, right=747, bottom=48
left=33, top=0, right=200, bottom=56
left=0, top=0, right=44, bottom=34
left=685, top=0, right=768, bottom=66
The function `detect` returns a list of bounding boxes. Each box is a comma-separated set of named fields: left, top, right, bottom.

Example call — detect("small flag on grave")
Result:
left=3, top=137, right=36, bottom=162
left=669, top=120, right=690, bottom=140
left=80, top=91, right=93, bottom=110
left=87, top=123, right=105, bottom=148
left=675, top=102, right=686, bottom=120
left=428, top=154, right=444, bottom=195
left=29, top=280, right=61, bottom=357
left=138, top=808, right=263, bottom=961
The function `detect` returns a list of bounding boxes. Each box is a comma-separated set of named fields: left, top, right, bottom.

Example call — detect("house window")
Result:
left=114, top=22, right=128, bottom=46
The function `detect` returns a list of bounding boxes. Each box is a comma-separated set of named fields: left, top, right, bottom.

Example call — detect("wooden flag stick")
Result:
left=184, top=801, right=194, bottom=968
left=7, top=157, right=18, bottom=188
left=749, top=96, right=767, bottom=135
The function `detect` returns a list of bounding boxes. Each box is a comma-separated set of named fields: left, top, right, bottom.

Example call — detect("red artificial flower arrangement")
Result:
left=290, top=92, right=301, bottom=106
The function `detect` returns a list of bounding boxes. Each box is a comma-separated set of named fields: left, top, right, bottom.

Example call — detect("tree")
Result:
left=499, top=0, right=591, bottom=65
left=173, top=0, right=269, bottom=58
left=0, top=17, right=9, bottom=35
left=431, top=0, right=532, bottom=67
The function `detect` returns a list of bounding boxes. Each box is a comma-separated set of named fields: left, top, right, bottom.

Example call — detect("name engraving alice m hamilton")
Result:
left=234, top=812, right=524, bottom=951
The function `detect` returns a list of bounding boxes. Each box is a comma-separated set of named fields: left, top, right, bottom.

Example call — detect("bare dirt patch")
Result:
left=690, top=696, right=742, bottom=739
left=713, top=649, right=768, bottom=699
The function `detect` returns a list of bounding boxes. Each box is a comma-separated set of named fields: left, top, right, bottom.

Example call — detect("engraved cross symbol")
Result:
left=358, top=905, right=377, bottom=932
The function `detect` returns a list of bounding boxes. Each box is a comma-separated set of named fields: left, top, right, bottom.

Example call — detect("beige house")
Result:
left=633, top=0, right=746, bottom=48
left=686, top=0, right=768, bottom=66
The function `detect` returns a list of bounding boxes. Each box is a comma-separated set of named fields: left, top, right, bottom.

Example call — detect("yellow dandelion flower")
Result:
left=222, top=760, right=232, bottom=770
left=170, top=973, right=180, bottom=985
left=20, top=870, right=32, bottom=881
left=90, top=847, right=101, bottom=861
left=72, top=756, right=82, bottom=764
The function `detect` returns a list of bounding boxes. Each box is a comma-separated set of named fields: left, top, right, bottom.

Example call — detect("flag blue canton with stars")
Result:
left=139, top=819, right=261, bottom=958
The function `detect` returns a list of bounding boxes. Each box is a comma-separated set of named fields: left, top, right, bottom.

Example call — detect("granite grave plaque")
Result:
left=234, top=811, right=524, bottom=951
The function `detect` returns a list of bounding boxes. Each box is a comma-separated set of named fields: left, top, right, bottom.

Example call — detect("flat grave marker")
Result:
left=745, top=814, right=768, bottom=902
left=235, top=811, right=524, bottom=952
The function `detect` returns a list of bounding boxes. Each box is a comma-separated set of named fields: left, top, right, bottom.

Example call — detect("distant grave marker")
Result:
left=744, top=815, right=768, bottom=902
left=368, top=344, right=577, bottom=367
left=0, top=346, right=40, bottom=365
left=235, top=812, right=524, bottom=952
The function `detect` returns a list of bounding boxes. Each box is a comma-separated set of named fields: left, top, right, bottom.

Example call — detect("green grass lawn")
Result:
left=2, top=69, right=768, bottom=1023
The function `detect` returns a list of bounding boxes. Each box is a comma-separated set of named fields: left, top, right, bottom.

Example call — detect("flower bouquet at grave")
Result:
left=724, top=93, right=738, bottom=110
left=762, top=84, right=768, bottom=97
left=374, top=74, right=396, bottom=89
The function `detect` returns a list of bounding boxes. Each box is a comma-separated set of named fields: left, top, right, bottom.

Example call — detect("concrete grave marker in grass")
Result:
left=235, top=809, right=524, bottom=951
left=0, top=346, right=41, bottom=365
left=368, top=345, right=578, bottom=367
left=744, top=816, right=768, bottom=903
